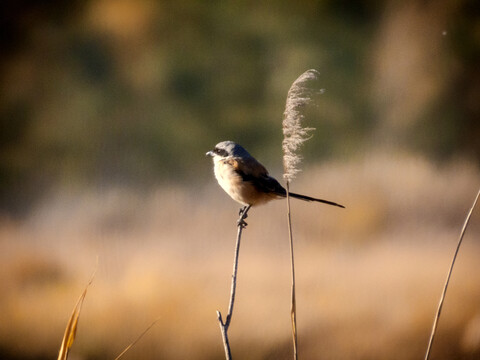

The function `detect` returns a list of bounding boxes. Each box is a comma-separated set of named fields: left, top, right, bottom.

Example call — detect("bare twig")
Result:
left=424, top=188, right=480, bottom=360
left=217, top=205, right=251, bottom=360
left=285, top=183, right=298, bottom=360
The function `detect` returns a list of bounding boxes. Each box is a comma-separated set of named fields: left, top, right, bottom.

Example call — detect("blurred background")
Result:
left=1, top=0, right=479, bottom=359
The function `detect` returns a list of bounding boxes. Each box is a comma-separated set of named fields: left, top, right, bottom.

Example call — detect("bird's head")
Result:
left=206, top=141, right=251, bottom=159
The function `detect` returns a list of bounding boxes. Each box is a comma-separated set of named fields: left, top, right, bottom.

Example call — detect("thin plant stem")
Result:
left=114, top=318, right=160, bottom=360
left=286, top=182, right=298, bottom=360
left=217, top=205, right=251, bottom=360
left=424, top=188, right=480, bottom=360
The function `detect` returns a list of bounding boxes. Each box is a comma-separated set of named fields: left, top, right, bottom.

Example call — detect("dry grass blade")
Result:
left=424, top=188, right=480, bottom=360
left=57, top=266, right=97, bottom=360
left=114, top=318, right=161, bottom=360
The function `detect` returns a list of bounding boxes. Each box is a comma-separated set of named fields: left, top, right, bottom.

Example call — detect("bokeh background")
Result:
left=1, top=0, right=479, bottom=359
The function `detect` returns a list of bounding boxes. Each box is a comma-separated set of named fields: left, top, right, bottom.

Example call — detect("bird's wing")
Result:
left=226, top=157, right=287, bottom=195
left=226, top=156, right=267, bottom=177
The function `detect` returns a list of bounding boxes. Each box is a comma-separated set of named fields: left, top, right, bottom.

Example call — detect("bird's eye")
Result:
left=214, top=148, right=228, bottom=157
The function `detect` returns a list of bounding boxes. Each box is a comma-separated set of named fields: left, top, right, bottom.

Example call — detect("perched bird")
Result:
left=206, top=141, right=344, bottom=209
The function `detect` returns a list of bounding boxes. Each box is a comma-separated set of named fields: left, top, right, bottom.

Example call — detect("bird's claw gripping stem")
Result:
left=237, top=205, right=251, bottom=227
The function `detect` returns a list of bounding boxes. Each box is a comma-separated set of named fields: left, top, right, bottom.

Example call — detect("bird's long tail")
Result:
left=288, top=192, right=345, bottom=208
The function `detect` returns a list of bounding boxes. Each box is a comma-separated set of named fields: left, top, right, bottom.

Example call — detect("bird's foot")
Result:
left=237, top=218, right=248, bottom=227
left=237, top=205, right=251, bottom=228
left=238, top=206, right=249, bottom=217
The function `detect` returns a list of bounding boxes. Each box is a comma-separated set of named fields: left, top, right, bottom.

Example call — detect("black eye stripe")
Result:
left=214, top=148, right=228, bottom=157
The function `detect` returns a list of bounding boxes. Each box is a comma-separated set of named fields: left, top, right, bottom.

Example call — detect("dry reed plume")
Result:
left=282, top=69, right=322, bottom=359
left=282, top=69, right=321, bottom=183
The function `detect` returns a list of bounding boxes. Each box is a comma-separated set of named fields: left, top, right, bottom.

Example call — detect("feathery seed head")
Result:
left=282, top=69, right=321, bottom=182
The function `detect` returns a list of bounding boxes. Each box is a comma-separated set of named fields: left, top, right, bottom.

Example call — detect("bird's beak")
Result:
left=206, top=150, right=214, bottom=157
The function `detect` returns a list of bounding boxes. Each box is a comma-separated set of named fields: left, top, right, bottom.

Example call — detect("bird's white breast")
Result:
left=213, top=158, right=248, bottom=205
left=212, top=157, right=273, bottom=206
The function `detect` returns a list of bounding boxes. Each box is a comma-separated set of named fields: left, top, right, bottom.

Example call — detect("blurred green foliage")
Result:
left=0, top=0, right=478, bottom=214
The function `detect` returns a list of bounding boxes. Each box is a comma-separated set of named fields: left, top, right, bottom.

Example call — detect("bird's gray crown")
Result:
left=214, top=141, right=251, bottom=158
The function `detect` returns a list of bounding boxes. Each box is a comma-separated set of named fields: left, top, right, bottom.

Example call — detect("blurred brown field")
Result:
left=1, top=153, right=479, bottom=360
left=1, top=2, right=479, bottom=358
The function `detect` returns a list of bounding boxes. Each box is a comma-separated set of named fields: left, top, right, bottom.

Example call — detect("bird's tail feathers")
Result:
left=288, top=192, right=345, bottom=208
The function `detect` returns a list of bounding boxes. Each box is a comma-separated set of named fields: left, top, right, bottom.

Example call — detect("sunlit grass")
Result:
left=0, top=153, right=479, bottom=359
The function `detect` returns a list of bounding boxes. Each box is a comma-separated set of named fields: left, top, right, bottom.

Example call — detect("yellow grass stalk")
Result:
left=57, top=267, right=96, bottom=360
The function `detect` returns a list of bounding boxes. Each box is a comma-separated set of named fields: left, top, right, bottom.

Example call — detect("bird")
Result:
left=206, top=141, right=344, bottom=214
